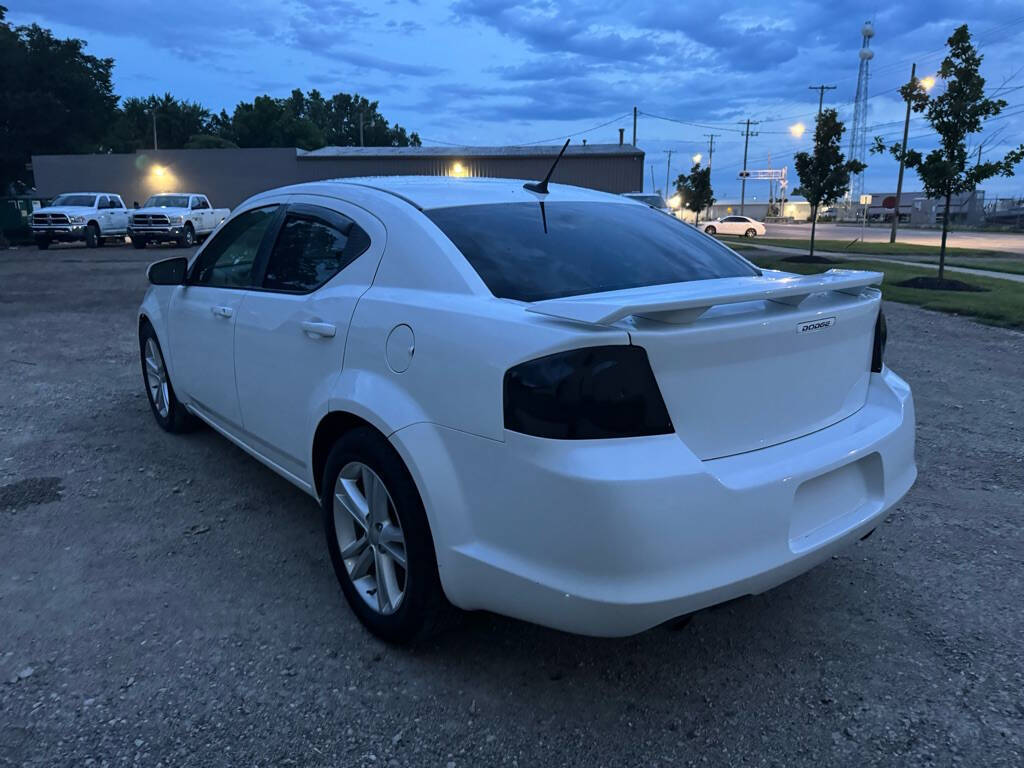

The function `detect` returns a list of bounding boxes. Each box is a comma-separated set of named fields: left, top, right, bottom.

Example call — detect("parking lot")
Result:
left=1, top=243, right=1022, bottom=767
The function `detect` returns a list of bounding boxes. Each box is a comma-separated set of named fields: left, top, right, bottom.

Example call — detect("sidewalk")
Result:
left=744, top=243, right=1024, bottom=284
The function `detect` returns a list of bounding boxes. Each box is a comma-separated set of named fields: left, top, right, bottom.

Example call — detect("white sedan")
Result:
left=703, top=215, right=766, bottom=237
left=138, top=177, right=916, bottom=642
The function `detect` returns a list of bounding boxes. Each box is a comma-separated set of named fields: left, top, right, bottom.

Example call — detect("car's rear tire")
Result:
left=704, top=225, right=716, bottom=235
left=84, top=224, right=100, bottom=248
left=322, top=426, right=449, bottom=644
left=139, top=322, right=197, bottom=433
left=744, top=228, right=757, bottom=238
left=131, top=237, right=146, bottom=249
left=36, top=238, right=51, bottom=250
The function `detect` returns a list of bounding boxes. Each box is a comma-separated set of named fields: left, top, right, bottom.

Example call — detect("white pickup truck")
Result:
left=128, top=193, right=230, bottom=249
left=30, top=192, right=130, bottom=249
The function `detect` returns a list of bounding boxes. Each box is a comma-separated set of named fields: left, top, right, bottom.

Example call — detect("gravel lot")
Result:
left=2, top=244, right=1022, bottom=767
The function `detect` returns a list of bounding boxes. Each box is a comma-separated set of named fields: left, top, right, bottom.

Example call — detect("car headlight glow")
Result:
left=169, top=216, right=183, bottom=225
left=70, top=215, right=85, bottom=224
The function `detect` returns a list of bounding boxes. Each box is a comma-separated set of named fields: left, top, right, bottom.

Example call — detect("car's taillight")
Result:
left=871, top=307, right=887, bottom=373
left=503, top=345, right=674, bottom=439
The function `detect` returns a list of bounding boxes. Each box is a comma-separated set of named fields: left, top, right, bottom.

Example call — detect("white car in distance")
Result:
left=129, top=193, right=229, bottom=249
left=138, top=177, right=916, bottom=642
left=30, top=192, right=130, bottom=249
left=703, top=215, right=767, bottom=237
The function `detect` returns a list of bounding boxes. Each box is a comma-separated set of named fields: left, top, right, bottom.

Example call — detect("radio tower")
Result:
left=848, top=21, right=874, bottom=206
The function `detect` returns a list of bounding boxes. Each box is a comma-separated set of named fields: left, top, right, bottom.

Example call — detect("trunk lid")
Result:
left=528, top=270, right=883, bottom=460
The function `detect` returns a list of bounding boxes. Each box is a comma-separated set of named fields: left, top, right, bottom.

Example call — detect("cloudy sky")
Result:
left=12, top=0, right=1024, bottom=199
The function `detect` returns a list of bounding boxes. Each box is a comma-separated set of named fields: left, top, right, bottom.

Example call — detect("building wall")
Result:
left=32, top=147, right=644, bottom=209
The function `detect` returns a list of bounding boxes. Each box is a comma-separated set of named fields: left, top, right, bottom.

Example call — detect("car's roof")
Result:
left=147, top=192, right=207, bottom=197
left=270, top=176, right=631, bottom=211
left=53, top=192, right=111, bottom=196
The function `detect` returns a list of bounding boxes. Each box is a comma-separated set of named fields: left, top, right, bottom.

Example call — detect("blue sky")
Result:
left=12, top=0, right=1024, bottom=199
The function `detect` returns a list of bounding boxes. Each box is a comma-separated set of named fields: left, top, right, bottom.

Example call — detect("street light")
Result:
left=789, top=122, right=806, bottom=138
left=691, top=153, right=702, bottom=165
left=920, top=75, right=936, bottom=91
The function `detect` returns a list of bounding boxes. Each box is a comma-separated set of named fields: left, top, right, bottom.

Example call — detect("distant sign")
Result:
left=882, top=195, right=898, bottom=209
left=859, top=194, right=872, bottom=205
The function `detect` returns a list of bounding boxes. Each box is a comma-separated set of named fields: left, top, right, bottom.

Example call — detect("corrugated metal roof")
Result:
left=298, top=143, right=644, bottom=159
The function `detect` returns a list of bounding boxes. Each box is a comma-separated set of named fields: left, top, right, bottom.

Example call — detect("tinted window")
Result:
left=263, top=210, right=370, bottom=293
left=145, top=195, right=189, bottom=208
left=109, top=196, right=124, bottom=208
left=191, top=206, right=278, bottom=288
left=426, top=202, right=758, bottom=302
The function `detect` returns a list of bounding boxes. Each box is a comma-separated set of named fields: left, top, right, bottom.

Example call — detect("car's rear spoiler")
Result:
left=526, top=269, right=884, bottom=326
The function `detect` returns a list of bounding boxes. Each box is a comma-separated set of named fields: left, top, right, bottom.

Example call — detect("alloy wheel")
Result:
left=333, top=462, right=408, bottom=615
left=144, top=338, right=170, bottom=418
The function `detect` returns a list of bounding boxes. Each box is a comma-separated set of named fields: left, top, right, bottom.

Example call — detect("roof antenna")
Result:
left=524, top=138, right=570, bottom=194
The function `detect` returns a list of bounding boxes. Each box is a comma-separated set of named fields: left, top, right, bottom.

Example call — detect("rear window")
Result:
left=426, top=202, right=758, bottom=302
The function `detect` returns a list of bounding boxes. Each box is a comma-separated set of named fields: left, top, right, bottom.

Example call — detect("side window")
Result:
left=191, top=206, right=278, bottom=288
left=262, top=209, right=371, bottom=293
left=97, top=196, right=108, bottom=209
left=199, top=197, right=211, bottom=210
left=110, top=196, right=124, bottom=209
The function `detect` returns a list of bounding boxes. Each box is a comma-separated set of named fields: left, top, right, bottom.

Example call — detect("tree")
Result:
left=792, top=109, right=864, bottom=259
left=212, top=89, right=421, bottom=149
left=872, top=25, right=1024, bottom=282
left=0, top=6, right=118, bottom=192
left=105, top=93, right=211, bottom=152
left=674, top=163, right=714, bottom=226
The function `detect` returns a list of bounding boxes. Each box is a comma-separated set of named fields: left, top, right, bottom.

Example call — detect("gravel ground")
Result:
left=2, top=244, right=1022, bottom=767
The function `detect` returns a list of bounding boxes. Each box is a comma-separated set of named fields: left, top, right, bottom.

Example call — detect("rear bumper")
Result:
left=390, top=368, right=916, bottom=636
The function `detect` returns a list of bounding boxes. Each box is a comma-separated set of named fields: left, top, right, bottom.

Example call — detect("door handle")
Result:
left=210, top=305, right=234, bottom=318
left=301, top=320, right=336, bottom=338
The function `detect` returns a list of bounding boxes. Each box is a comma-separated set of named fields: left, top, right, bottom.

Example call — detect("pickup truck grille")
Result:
left=31, top=213, right=71, bottom=226
left=131, top=214, right=170, bottom=227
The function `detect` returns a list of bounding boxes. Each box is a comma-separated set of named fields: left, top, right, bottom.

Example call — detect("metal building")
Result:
left=30, top=144, right=645, bottom=209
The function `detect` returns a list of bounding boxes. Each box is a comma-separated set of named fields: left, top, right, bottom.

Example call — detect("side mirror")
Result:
left=148, top=256, right=188, bottom=285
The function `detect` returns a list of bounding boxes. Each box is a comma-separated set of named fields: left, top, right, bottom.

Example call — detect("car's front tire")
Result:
left=139, top=323, right=196, bottom=433
left=744, top=228, right=757, bottom=238
left=704, top=225, right=716, bottom=235
left=178, top=224, right=195, bottom=248
left=35, top=238, right=51, bottom=250
left=322, top=426, right=448, bottom=643
left=84, top=224, right=100, bottom=248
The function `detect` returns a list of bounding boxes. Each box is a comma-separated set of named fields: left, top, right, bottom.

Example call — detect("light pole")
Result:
left=150, top=109, right=158, bottom=150
left=890, top=65, right=935, bottom=243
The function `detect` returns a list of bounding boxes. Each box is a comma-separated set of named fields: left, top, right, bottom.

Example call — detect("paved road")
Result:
left=763, top=222, right=1024, bottom=254
left=2, top=245, right=1023, bottom=767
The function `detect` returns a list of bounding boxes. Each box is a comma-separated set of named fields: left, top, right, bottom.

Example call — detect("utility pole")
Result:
left=151, top=110, right=158, bottom=150
left=890, top=63, right=915, bottom=243
left=738, top=119, right=759, bottom=215
left=704, top=133, right=720, bottom=169
left=632, top=106, right=637, bottom=146
left=663, top=149, right=673, bottom=199
left=808, top=84, right=837, bottom=116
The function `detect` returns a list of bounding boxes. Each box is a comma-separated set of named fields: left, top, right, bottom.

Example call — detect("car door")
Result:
left=109, top=195, right=129, bottom=232
left=95, top=196, right=114, bottom=233
left=166, top=203, right=281, bottom=430
left=233, top=196, right=384, bottom=482
left=199, top=196, right=215, bottom=232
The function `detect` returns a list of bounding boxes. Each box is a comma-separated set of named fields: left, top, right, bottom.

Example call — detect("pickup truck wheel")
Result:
left=178, top=224, right=195, bottom=248
left=84, top=223, right=100, bottom=248
left=36, top=238, right=51, bottom=250
left=131, top=237, right=146, bottom=249
left=704, top=225, right=717, bottom=235
left=744, top=228, right=757, bottom=238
